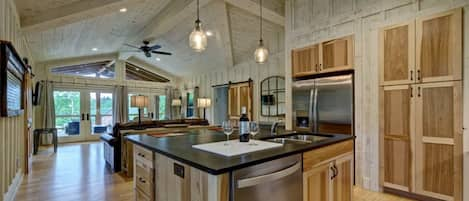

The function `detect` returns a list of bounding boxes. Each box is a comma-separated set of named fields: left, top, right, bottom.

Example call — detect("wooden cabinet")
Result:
left=133, top=145, right=154, bottom=201
left=380, top=8, right=461, bottom=86
left=321, top=35, right=354, bottom=73
left=303, top=140, right=353, bottom=201
left=414, top=81, right=462, bottom=201
left=292, top=35, right=353, bottom=78
left=292, top=45, right=319, bottom=77
left=380, top=81, right=462, bottom=200
left=379, top=21, right=415, bottom=86
left=416, top=8, right=462, bottom=83
left=380, top=85, right=413, bottom=191
left=228, top=82, right=253, bottom=120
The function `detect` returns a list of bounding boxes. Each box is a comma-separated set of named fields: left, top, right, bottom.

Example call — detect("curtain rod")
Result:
left=40, top=80, right=168, bottom=90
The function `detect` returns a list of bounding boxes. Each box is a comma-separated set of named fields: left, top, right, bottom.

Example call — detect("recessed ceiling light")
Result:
left=156, top=57, right=161, bottom=61
left=135, top=68, right=139, bottom=71
left=119, top=8, right=127, bottom=12
left=92, top=48, right=98, bottom=51
left=206, top=31, right=213, bottom=36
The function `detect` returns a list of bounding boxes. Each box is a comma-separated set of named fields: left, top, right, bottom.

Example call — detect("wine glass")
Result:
left=222, top=121, right=233, bottom=146
left=249, top=121, right=259, bottom=145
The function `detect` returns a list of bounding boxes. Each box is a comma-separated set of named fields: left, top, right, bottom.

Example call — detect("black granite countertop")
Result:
left=125, top=129, right=353, bottom=175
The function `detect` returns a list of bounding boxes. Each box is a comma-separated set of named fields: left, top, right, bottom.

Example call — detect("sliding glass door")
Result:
left=53, top=88, right=113, bottom=142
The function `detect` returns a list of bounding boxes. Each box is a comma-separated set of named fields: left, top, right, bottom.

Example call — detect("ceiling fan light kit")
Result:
left=254, top=0, right=269, bottom=64
left=189, top=0, right=207, bottom=52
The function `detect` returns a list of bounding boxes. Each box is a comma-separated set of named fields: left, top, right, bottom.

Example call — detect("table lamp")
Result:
left=131, top=95, right=149, bottom=129
left=197, top=98, right=211, bottom=120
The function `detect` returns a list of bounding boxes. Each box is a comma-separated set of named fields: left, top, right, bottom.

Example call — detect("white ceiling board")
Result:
left=127, top=0, right=232, bottom=77
left=24, top=0, right=170, bottom=62
left=227, top=5, right=284, bottom=65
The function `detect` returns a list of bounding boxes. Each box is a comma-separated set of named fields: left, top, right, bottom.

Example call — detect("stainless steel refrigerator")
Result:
left=292, top=73, right=354, bottom=135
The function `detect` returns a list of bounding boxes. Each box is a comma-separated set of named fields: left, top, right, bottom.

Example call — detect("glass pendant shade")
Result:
left=254, top=40, right=269, bottom=64
left=189, top=20, right=207, bottom=52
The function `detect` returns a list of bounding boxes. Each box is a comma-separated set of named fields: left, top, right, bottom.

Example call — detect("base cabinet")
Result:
left=303, top=140, right=353, bottom=201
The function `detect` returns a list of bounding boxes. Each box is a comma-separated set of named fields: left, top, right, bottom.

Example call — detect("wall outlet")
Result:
left=173, top=163, right=185, bottom=178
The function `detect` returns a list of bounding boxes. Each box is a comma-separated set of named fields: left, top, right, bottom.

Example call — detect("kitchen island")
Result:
left=126, top=129, right=353, bottom=201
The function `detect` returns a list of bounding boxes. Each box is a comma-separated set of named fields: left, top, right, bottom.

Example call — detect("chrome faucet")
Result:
left=271, top=120, right=284, bottom=135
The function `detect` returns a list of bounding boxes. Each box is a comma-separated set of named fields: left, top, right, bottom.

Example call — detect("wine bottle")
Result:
left=239, top=107, right=250, bottom=142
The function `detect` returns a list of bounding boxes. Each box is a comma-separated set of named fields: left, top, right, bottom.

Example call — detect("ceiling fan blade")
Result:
left=152, top=50, right=172, bottom=55
left=120, top=50, right=141, bottom=53
left=149, top=44, right=162, bottom=50
left=124, top=43, right=140, bottom=49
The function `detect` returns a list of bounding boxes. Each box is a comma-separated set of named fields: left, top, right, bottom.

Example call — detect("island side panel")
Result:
left=152, top=151, right=229, bottom=201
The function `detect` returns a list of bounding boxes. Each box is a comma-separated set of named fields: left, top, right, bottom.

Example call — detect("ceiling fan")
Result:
left=124, top=41, right=172, bottom=58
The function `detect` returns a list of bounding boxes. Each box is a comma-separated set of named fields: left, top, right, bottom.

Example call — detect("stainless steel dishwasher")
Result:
left=231, top=154, right=302, bottom=201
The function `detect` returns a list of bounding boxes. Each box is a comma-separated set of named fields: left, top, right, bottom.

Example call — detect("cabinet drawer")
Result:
left=135, top=145, right=154, bottom=168
left=135, top=188, right=151, bottom=201
left=135, top=162, right=154, bottom=197
left=303, top=140, right=353, bottom=172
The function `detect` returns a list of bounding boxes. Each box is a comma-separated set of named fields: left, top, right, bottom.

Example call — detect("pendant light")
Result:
left=189, top=0, right=207, bottom=52
left=254, top=0, right=268, bottom=64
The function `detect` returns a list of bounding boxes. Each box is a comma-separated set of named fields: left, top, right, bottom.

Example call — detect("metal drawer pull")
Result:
left=237, top=162, right=301, bottom=188
left=139, top=177, right=146, bottom=183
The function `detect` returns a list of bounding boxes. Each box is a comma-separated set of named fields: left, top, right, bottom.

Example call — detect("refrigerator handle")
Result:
left=310, top=88, right=318, bottom=133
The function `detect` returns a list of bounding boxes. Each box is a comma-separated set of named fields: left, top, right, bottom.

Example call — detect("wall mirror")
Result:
left=260, top=76, right=285, bottom=117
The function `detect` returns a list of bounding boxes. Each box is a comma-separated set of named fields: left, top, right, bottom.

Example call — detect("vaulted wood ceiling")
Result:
left=15, top=0, right=285, bottom=77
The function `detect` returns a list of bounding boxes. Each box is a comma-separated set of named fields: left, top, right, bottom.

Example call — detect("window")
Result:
left=90, top=92, right=113, bottom=135
left=158, top=96, right=166, bottom=120
left=53, top=91, right=81, bottom=136
left=186, top=92, right=194, bottom=117
left=125, top=63, right=170, bottom=82
left=51, top=60, right=115, bottom=79
left=128, top=94, right=148, bottom=121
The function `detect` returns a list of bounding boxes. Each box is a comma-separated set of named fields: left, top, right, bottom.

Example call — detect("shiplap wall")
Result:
left=284, top=0, right=469, bottom=195
left=182, top=51, right=285, bottom=123
left=0, top=0, right=34, bottom=200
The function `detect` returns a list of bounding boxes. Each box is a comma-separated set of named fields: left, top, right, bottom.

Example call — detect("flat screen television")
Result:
left=261, top=95, right=275, bottom=105
left=33, top=81, right=42, bottom=106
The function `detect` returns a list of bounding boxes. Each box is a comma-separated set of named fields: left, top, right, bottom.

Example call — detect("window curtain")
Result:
left=165, top=88, right=172, bottom=120
left=41, top=81, right=55, bottom=144
left=193, top=87, right=199, bottom=118
left=154, top=95, right=160, bottom=120
left=113, top=86, right=128, bottom=124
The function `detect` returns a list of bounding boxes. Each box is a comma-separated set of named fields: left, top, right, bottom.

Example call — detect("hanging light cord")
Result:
left=197, top=0, right=200, bottom=22
left=259, top=0, right=263, bottom=41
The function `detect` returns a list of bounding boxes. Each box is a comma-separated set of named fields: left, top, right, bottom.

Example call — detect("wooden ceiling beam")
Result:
left=225, top=0, right=285, bottom=26
left=20, top=0, right=146, bottom=32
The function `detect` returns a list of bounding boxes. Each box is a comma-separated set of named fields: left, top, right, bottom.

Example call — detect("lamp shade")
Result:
left=130, top=95, right=149, bottom=108
left=171, top=99, right=182, bottom=106
left=197, top=98, right=211, bottom=108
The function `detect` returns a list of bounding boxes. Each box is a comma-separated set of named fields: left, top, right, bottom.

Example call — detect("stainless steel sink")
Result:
left=265, top=134, right=331, bottom=144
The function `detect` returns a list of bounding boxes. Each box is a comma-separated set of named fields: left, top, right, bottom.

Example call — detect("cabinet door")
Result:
left=332, top=154, right=353, bottom=201
left=379, top=21, right=415, bottom=86
left=321, top=35, right=353, bottom=73
left=228, top=86, right=239, bottom=117
left=380, top=85, right=414, bottom=191
left=416, top=8, right=462, bottom=83
left=292, top=45, right=318, bottom=77
left=303, top=163, right=332, bottom=201
left=414, top=81, right=462, bottom=201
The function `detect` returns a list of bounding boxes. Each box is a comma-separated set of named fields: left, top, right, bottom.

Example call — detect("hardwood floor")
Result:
left=15, top=142, right=411, bottom=201
left=15, top=142, right=133, bottom=201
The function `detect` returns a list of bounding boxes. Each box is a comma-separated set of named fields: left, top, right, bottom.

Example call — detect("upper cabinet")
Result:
left=416, top=8, right=462, bottom=83
left=380, top=8, right=462, bottom=86
left=292, top=35, right=354, bottom=78
left=321, top=35, right=354, bottom=73
left=379, top=21, right=415, bottom=86
left=292, top=44, right=319, bottom=77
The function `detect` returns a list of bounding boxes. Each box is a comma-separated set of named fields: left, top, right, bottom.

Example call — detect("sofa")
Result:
left=100, top=119, right=212, bottom=175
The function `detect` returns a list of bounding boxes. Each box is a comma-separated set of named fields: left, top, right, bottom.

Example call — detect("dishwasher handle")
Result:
left=237, top=161, right=301, bottom=189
